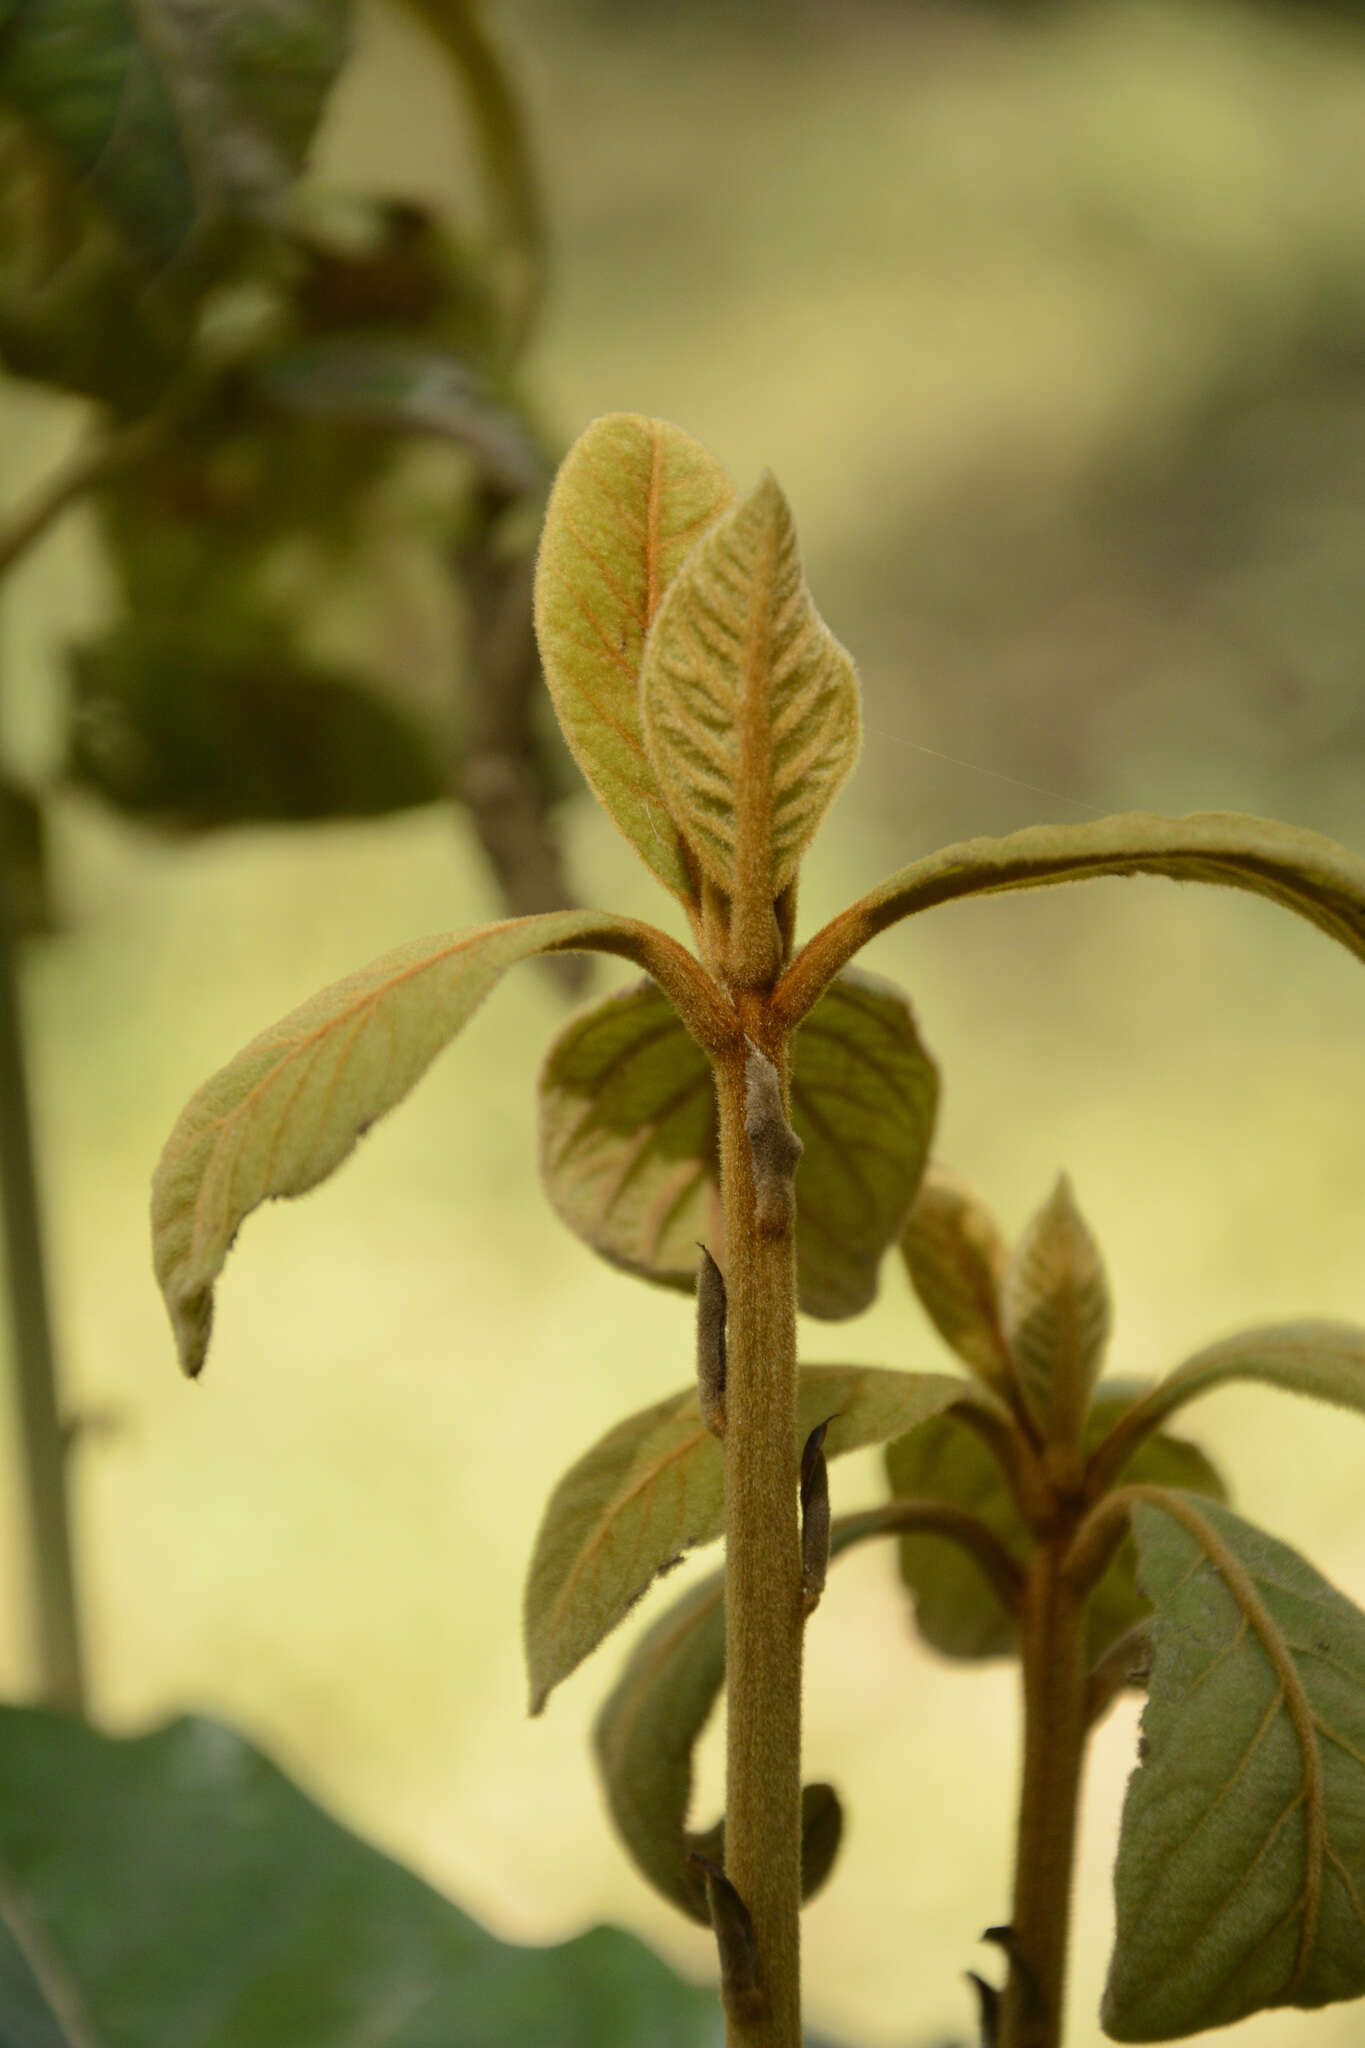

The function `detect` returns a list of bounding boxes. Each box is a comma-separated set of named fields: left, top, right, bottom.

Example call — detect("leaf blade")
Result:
left=534, top=413, right=734, bottom=903
left=152, top=909, right=716, bottom=1378
left=1104, top=1492, right=1365, bottom=2040
left=1001, top=1174, right=1110, bottom=1445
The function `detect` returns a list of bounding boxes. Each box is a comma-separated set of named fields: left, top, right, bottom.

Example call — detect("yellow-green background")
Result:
left=3, top=3, right=1364, bottom=2042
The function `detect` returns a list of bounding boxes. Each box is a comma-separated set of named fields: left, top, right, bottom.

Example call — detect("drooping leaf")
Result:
left=0, top=1704, right=726, bottom=2048
left=525, top=1365, right=987, bottom=1713
left=886, top=1383, right=1224, bottom=1664
left=776, top=811, right=1365, bottom=1027
left=1089, top=1321, right=1365, bottom=1491
left=152, top=909, right=718, bottom=1379
left=0, top=0, right=351, bottom=275
left=539, top=965, right=938, bottom=1320
left=1104, top=1492, right=1365, bottom=2041
left=257, top=340, right=546, bottom=493
left=1001, top=1174, right=1110, bottom=1446
left=68, top=622, right=445, bottom=829
left=591, top=1564, right=841, bottom=1924
left=534, top=412, right=734, bottom=903
left=640, top=472, right=860, bottom=965
left=900, top=1165, right=1012, bottom=1392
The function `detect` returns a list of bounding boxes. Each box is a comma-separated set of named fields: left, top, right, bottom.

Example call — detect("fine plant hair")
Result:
left=153, top=413, right=1365, bottom=2048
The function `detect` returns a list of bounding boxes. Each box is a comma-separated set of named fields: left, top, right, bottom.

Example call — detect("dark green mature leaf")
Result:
left=526, top=1365, right=985, bottom=1713
left=0, top=1705, right=725, bottom=2047
left=257, top=340, right=546, bottom=493
left=1104, top=1493, right=1365, bottom=2041
left=152, top=909, right=717, bottom=1378
left=1001, top=1174, right=1110, bottom=1447
left=886, top=1383, right=1224, bottom=1664
left=539, top=966, right=938, bottom=1320
left=591, top=1566, right=841, bottom=1924
left=68, top=622, right=444, bottom=829
left=900, top=1164, right=1012, bottom=1393
left=0, top=0, right=351, bottom=273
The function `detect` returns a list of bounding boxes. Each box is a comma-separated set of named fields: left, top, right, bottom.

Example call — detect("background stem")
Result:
left=716, top=1045, right=803, bottom=2048
left=999, top=1539, right=1089, bottom=2048
left=0, top=845, right=85, bottom=1713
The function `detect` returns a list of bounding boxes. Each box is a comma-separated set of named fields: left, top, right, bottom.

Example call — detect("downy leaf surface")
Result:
left=640, top=473, right=860, bottom=926
left=525, top=1366, right=985, bottom=1713
left=539, top=966, right=938, bottom=1320
left=534, top=412, right=734, bottom=903
left=886, top=1384, right=1224, bottom=1664
left=0, top=0, right=350, bottom=274
left=1001, top=1174, right=1110, bottom=1445
left=900, top=1165, right=1012, bottom=1392
left=152, top=909, right=715, bottom=1378
left=1104, top=1493, right=1365, bottom=2040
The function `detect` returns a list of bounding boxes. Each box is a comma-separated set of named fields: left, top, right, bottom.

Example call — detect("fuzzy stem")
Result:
left=0, top=851, right=85, bottom=1713
left=715, top=1042, right=803, bottom=2048
left=998, top=1539, right=1090, bottom=2048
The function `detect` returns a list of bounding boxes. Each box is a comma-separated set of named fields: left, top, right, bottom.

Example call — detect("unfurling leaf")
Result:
left=695, top=1246, right=727, bottom=1439
left=593, top=1564, right=842, bottom=1925
left=533, top=413, right=734, bottom=904
left=1001, top=1175, right=1110, bottom=1447
left=525, top=1365, right=987, bottom=1712
left=152, top=909, right=715, bottom=1379
left=776, top=811, right=1365, bottom=1028
left=744, top=1043, right=801, bottom=1236
left=900, top=1166, right=1011, bottom=1392
left=0, top=0, right=350, bottom=274
left=886, top=1384, right=1224, bottom=1664
left=641, top=472, right=860, bottom=983
left=539, top=966, right=937, bottom=1319
left=1104, top=1492, right=1365, bottom=2041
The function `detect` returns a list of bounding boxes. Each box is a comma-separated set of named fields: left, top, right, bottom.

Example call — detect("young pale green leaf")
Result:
left=539, top=965, right=937, bottom=1320
left=525, top=1365, right=986, bottom=1713
left=1090, top=1321, right=1365, bottom=1492
left=1104, top=1492, right=1365, bottom=2041
left=886, top=1384, right=1224, bottom=1665
left=591, top=1564, right=841, bottom=1924
left=0, top=0, right=349, bottom=273
left=776, top=811, right=1365, bottom=1028
left=534, top=413, right=734, bottom=903
left=152, top=910, right=720, bottom=1380
left=900, top=1165, right=1012, bottom=1392
left=1001, top=1174, right=1110, bottom=1445
left=640, top=472, right=860, bottom=968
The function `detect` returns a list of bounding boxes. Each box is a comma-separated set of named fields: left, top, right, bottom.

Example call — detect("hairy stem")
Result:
left=999, top=1539, right=1090, bottom=2048
left=715, top=1042, right=803, bottom=2048
left=0, top=847, right=84, bottom=1712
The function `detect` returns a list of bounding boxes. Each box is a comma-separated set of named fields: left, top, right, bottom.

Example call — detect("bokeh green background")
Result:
left=3, top=3, right=1364, bottom=2043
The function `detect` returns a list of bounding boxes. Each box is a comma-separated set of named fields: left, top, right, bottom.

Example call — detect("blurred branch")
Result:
left=0, top=404, right=176, bottom=579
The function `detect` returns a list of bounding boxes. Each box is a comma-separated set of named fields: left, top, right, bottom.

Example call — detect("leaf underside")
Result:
left=899, top=1164, right=1012, bottom=1392
left=1104, top=1492, right=1365, bottom=2040
left=1001, top=1173, right=1110, bottom=1444
left=539, top=965, right=938, bottom=1320
left=1123, top=1321, right=1365, bottom=1442
left=533, top=412, right=734, bottom=902
left=524, top=1365, right=986, bottom=1713
left=885, top=1383, right=1225, bottom=1664
left=640, top=472, right=860, bottom=907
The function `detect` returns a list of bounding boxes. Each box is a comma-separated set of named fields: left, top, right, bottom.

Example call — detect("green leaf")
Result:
left=777, top=810, right=1365, bottom=1026
left=534, top=413, right=734, bottom=904
left=1104, top=1492, right=1365, bottom=2041
left=539, top=965, right=938, bottom=1320
left=640, top=473, right=860, bottom=949
left=152, top=908, right=715, bottom=1379
left=257, top=340, right=547, bottom=493
left=0, top=0, right=351, bottom=274
left=525, top=1365, right=984, bottom=1713
left=591, top=1565, right=841, bottom=1924
left=0, top=1704, right=725, bottom=2047
left=900, top=1164, right=1012, bottom=1392
left=1001, top=1174, right=1110, bottom=1446
left=1089, top=1322, right=1365, bottom=1492
left=68, top=621, right=445, bottom=829
left=886, top=1384, right=1225, bottom=1664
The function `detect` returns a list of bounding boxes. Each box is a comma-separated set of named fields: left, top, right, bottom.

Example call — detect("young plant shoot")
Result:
left=153, top=414, right=1365, bottom=2048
